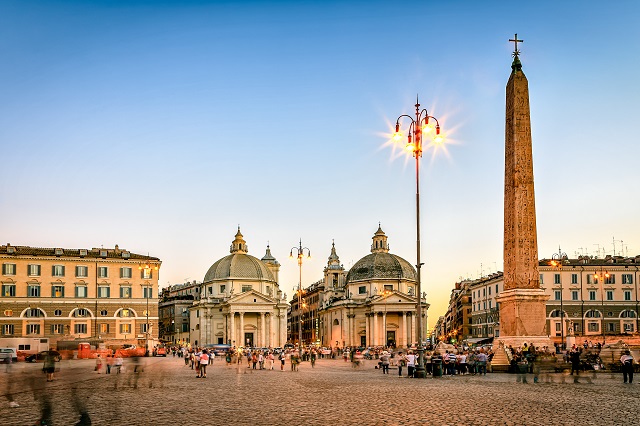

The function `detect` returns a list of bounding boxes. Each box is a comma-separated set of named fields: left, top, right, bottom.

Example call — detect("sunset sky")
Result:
left=1, top=0, right=639, bottom=327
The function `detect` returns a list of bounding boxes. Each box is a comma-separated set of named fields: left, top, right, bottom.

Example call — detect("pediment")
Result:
left=372, top=291, right=416, bottom=305
left=228, top=290, right=276, bottom=305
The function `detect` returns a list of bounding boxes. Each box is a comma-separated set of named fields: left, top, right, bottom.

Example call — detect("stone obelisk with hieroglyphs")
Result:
left=494, top=35, right=552, bottom=358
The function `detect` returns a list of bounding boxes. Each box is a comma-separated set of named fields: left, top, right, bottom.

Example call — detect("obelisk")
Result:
left=494, top=35, right=552, bottom=355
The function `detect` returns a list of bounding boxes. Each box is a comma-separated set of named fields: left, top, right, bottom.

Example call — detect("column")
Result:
left=260, top=312, right=266, bottom=347
left=372, top=312, right=378, bottom=346
left=270, top=313, right=275, bottom=348
left=411, top=313, right=416, bottom=345
left=382, top=312, right=387, bottom=347
left=231, top=313, right=236, bottom=345
left=280, top=313, right=287, bottom=347
left=365, top=314, right=370, bottom=347
left=239, top=312, right=245, bottom=347
left=350, top=313, right=355, bottom=346
left=402, top=312, right=408, bottom=347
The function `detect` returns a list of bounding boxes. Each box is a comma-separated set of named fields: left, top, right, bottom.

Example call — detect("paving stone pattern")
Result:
left=1, top=357, right=638, bottom=425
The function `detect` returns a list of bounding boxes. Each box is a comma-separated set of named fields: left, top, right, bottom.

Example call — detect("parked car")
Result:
left=154, top=347, right=167, bottom=357
left=0, top=348, right=18, bottom=363
left=25, top=350, right=62, bottom=363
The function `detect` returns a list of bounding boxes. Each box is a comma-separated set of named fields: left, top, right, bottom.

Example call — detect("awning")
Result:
left=464, top=337, right=493, bottom=344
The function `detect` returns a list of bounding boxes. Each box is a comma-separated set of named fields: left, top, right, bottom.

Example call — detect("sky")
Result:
left=1, top=0, right=639, bottom=329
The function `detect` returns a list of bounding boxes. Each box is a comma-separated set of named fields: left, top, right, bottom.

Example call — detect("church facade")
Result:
left=317, top=226, right=428, bottom=348
left=189, top=229, right=289, bottom=348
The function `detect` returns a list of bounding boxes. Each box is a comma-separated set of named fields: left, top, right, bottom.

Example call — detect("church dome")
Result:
left=345, top=226, right=417, bottom=283
left=203, top=228, right=276, bottom=283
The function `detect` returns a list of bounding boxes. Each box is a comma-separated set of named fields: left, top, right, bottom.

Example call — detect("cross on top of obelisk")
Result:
left=509, top=33, right=523, bottom=58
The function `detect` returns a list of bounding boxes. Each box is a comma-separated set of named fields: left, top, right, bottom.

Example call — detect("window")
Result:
left=3, top=310, right=13, bottom=317
left=624, top=291, right=632, bottom=301
left=52, top=265, right=65, bottom=277
left=585, top=310, right=601, bottom=318
left=607, top=323, right=615, bottom=332
left=26, top=324, right=41, bottom=335
left=141, top=323, right=149, bottom=333
left=496, top=284, right=499, bottom=293
left=143, top=287, right=153, bottom=298
left=120, top=286, right=132, bottom=298
left=2, top=324, right=14, bottom=335
left=589, top=290, right=596, bottom=301
left=489, top=301, right=492, bottom=309
left=383, top=284, right=393, bottom=291
left=2, top=263, right=16, bottom=275
left=52, top=285, right=64, bottom=298
left=588, top=323, right=599, bottom=332
left=488, top=287, right=492, bottom=296
left=54, top=309, right=62, bottom=316
left=359, top=286, right=367, bottom=294
left=99, top=323, right=109, bottom=333
left=571, top=291, right=579, bottom=301
left=75, top=285, right=87, bottom=298
left=119, top=309, right=131, bottom=317
left=555, top=323, right=561, bottom=332
left=119, top=323, right=131, bottom=334
left=241, top=285, right=251, bottom=293
left=539, top=274, right=544, bottom=284
left=624, top=323, right=635, bottom=332
left=621, top=310, right=637, bottom=318
left=2, top=284, right=16, bottom=297
left=74, top=323, right=87, bottom=334
left=28, top=264, right=41, bottom=276
left=622, top=274, right=633, bottom=285
left=606, top=290, right=614, bottom=301
left=605, top=274, right=615, bottom=284
left=141, top=269, right=152, bottom=279
left=98, top=286, right=110, bottom=298
left=100, top=310, right=108, bottom=316
left=407, top=286, right=414, bottom=295
left=75, top=266, right=88, bottom=278
left=220, top=285, right=226, bottom=293
left=98, top=267, right=108, bottom=278
left=73, top=308, right=89, bottom=317
left=571, top=274, right=578, bottom=284
left=120, top=267, right=132, bottom=279
left=208, top=286, right=213, bottom=295
left=18, top=344, right=31, bottom=351
left=182, top=323, right=189, bottom=332
left=586, top=274, right=594, bottom=285
left=554, top=274, right=561, bottom=284
left=27, top=285, right=41, bottom=297
left=554, top=290, right=561, bottom=301
left=574, top=324, right=581, bottom=333
left=51, top=324, right=64, bottom=334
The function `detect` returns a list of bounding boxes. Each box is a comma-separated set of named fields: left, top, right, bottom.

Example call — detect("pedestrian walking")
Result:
left=279, top=351, right=285, bottom=370
left=380, top=351, right=390, bottom=374
left=397, top=352, right=406, bottom=377
left=406, top=351, right=416, bottom=377
left=106, top=354, right=114, bottom=374
left=199, top=350, right=209, bottom=378
left=43, top=351, right=56, bottom=382
left=95, top=354, right=103, bottom=373
left=620, top=350, right=634, bottom=384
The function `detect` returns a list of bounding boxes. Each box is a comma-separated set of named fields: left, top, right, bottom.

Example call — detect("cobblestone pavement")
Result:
left=1, top=356, right=638, bottom=426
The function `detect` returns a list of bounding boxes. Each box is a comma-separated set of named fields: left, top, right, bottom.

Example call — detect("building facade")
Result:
left=0, top=243, right=160, bottom=349
left=455, top=255, right=640, bottom=345
left=158, top=281, right=199, bottom=345
left=317, top=226, right=428, bottom=349
left=189, top=229, right=289, bottom=348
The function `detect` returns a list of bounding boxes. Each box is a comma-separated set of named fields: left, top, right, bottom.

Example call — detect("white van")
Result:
left=0, top=348, right=18, bottom=363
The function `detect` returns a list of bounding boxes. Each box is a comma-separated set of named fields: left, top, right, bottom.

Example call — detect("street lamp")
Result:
left=549, top=247, right=567, bottom=350
left=391, top=96, right=444, bottom=378
left=594, top=266, right=610, bottom=346
left=290, top=240, right=310, bottom=356
left=139, top=258, right=158, bottom=356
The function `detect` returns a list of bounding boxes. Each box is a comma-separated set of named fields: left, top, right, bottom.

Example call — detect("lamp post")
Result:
left=139, top=258, right=158, bottom=357
left=290, top=240, right=310, bottom=357
left=392, top=96, right=444, bottom=378
left=594, top=266, right=610, bottom=346
left=550, top=247, right=567, bottom=350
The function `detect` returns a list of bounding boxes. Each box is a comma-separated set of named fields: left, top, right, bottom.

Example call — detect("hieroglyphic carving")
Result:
left=504, top=68, right=540, bottom=291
